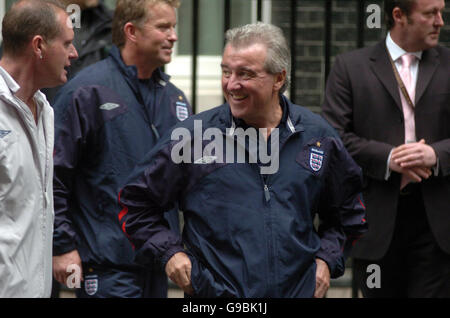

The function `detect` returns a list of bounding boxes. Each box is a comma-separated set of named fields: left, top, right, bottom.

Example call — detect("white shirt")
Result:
left=386, top=32, right=422, bottom=90
left=384, top=34, right=438, bottom=179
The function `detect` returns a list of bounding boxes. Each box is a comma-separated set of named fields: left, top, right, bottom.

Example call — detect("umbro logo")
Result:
left=99, top=103, right=120, bottom=111
left=194, top=155, right=217, bottom=164
left=0, top=130, right=11, bottom=138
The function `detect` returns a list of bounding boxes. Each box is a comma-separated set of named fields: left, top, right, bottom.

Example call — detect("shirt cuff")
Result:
left=385, top=148, right=395, bottom=180
left=433, top=157, right=440, bottom=176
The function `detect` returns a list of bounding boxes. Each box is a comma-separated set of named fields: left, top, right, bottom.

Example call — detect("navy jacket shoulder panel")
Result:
left=286, top=99, right=339, bottom=139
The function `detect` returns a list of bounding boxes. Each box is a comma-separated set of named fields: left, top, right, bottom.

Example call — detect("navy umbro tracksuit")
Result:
left=52, top=45, right=191, bottom=297
left=119, top=95, right=367, bottom=297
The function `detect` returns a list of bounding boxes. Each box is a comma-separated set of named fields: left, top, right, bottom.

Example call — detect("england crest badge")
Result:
left=176, top=100, right=189, bottom=121
left=84, top=276, right=98, bottom=296
left=309, top=147, right=324, bottom=172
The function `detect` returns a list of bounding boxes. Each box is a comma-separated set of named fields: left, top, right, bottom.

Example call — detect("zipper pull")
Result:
left=151, top=124, right=160, bottom=140
left=264, top=184, right=271, bottom=202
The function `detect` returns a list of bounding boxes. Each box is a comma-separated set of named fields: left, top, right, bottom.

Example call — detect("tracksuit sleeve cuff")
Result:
left=316, top=251, right=345, bottom=279
left=53, top=242, right=78, bottom=256
left=160, top=246, right=186, bottom=269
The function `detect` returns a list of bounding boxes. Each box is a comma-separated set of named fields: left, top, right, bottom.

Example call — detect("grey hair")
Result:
left=225, top=22, right=291, bottom=94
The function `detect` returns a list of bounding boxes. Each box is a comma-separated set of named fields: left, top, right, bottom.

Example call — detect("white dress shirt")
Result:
left=384, top=33, right=438, bottom=179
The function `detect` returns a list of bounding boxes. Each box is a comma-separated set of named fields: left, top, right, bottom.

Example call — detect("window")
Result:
left=0, top=0, right=270, bottom=113
left=170, top=0, right=269, bottom=112
left=177, top=0, right=253, bottom=56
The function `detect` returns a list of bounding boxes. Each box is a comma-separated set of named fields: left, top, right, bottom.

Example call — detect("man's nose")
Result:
left=168, top=27, right=178, bottom=42
left=435, top=11, right=444, bottom=27
left=226, top=74, right=241, bottom=91
left=70, top=45, right=79, bottom=59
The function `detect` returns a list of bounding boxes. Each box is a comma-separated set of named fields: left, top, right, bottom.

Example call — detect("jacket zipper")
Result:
left=151, top=123, right=160, bottom=140
left=259, top=126, right=302, bottom=297
left=263, top=184, right=271, bottom=202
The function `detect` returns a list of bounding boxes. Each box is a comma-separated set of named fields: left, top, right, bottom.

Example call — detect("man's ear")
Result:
left=31, top=35, right=45, bottom=59
left=123, top=22, right=138, bottom=44
left=392, top=7, right=407, bottom=26
left=273, top=69, right=287, bottom=92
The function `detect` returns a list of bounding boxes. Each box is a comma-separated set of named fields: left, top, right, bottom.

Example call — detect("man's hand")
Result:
left=314, top=258, right=330, bottom=298
left=52, top=249, right=83, bottom=287
left=389, top=140, right=433, bottom=185
left=165, top=252, right=194, bottom=295
left=389, top=159, right=432, bottom=182
left=391, top=139, right=437, bottom=169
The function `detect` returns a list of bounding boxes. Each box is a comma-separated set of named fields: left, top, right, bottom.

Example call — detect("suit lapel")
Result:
left=369, top=41, right=402, bottom=111
left=416, top=47, right=439, bottom=105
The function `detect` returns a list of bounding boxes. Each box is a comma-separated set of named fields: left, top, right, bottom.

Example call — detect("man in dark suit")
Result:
left=322, top=0, right=449, bottom=297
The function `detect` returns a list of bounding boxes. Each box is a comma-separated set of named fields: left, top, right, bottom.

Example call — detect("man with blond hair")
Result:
left=0, top=0, right=78, bottom=297
left=52, top=0, right=190, bottom=297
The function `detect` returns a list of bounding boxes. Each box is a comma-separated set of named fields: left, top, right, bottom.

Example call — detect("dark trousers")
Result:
left=354, top=186, right=450, bottom=298
left=76, top=264, right=168, bottom=298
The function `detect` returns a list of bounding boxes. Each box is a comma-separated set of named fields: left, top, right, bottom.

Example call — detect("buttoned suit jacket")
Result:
left=322, top=40, right=450, bottom=260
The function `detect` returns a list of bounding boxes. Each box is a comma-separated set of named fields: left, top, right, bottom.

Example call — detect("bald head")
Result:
left=2, top=0, right=66, bottom=57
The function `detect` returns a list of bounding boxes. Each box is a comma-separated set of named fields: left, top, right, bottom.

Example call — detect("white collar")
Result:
left=386, top=32, right=422, bottom=62
left=0, top=66, right=48, bottom=111
left=0, top=66, right=20, bottom=94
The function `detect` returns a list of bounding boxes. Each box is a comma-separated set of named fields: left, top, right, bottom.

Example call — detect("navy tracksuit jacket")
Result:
left=119, top=95, right=367, bottom=297
left=52, top=45, right=191, bottom=297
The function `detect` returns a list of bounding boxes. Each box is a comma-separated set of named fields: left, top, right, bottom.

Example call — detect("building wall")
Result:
left=272, top=0, right=450, bottom=112
left=1, top=0, right=448, bottom=113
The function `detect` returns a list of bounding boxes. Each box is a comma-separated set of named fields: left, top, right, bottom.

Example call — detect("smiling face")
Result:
left=221, top=43, right=284, bottom=127
left=134, top=2, right=178, bottom=71
left=397, top=0, right=445, bottom=51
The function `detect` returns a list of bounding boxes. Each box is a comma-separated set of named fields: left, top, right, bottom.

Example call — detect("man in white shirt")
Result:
left=0, top=0, right=77, bottom=297
left=322, top=0, right=449, bottom=297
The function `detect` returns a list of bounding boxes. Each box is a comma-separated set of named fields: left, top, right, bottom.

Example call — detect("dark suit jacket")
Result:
left=322, top=40, right=450, bottom=260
